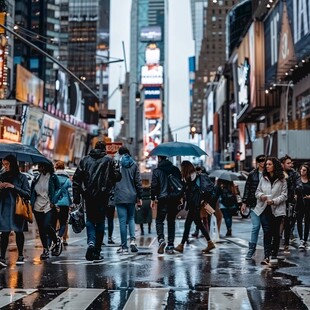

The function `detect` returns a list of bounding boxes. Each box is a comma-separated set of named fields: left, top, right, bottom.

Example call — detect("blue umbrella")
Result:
left=0, top=143, right=52, bottom=165
left=149, top=142, right=207, bottom=157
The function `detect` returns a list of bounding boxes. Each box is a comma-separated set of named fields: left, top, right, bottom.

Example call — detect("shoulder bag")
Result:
left=16, top=194, right=33, bottom=223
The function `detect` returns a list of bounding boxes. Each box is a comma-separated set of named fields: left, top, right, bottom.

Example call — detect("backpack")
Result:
left=167, top=174, right=184, bottom=200
left=221, top=188, right=237, bottom=208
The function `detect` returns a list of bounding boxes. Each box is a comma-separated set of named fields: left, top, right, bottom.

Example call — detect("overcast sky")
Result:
left=109, top=0, right=194, bottom=142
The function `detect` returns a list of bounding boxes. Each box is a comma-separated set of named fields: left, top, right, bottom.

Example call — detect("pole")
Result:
left=285, top=80, right=293, bottom=154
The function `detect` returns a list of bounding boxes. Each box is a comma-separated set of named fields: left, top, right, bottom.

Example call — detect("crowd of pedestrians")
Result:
left=0, top=142, right=309, bottom=268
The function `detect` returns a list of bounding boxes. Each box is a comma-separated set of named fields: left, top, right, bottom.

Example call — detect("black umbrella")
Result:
left=209, top=169, right=239, bottom=182
left=149, top=141, right=207, bottom=157
left=0, top=143, right=52, bottom=165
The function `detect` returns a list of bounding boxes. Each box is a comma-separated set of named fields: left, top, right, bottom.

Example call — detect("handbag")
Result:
left=15, top=194, right=33, bottom=223
left=68, top=203, right=85, bottom=233
left=201, top=202, right=215, bottom=216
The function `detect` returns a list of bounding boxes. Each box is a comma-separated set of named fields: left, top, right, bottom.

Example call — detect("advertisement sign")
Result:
left=38, top=114, right=60, bottom=160
left=0, top=46, right=5, bottom=87
left=145, top=44, right=160, bottom=65
left=0, top=100, right=16, bottom=116
left=106, top=142, right=123, bottom=156
left=56, top=70, right=69, bottom=115
left=16, top=65, right=44, bottom=107
left=54, top=122, right=76, bottom=162
left=140, top=26, right=162, bottom=42
left=22, top=107, right=43, bottom=147
left=144, top=99, right=162, bottom=119
left=144, top=119, right=162, bottom=155
left=141, top=65, right=163, bottom=86
left=0, top=117, right=21, bottom=143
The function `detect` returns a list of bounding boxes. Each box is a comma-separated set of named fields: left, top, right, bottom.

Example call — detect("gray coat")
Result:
left=254, top=176, right=287, bottom=217
left=0, top=172, right=31, bottom=232
left=114, top=154, right=143, bottom=204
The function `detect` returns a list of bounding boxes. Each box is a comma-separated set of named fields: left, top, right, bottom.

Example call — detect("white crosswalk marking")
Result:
left=123, top=288, right=169, bottom=310
left=41, top=288, right=104, bottom=310
left=0, top=289, right=37, bottom=308
left=208, top=287, right=253, bottom=310
left=291, top=286, right=310, bottom=309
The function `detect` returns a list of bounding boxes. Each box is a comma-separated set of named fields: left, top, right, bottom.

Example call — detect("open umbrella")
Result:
left=209, top=169, right=239, bottom=182
left=149, top=142, right=207, bottom=157
left=0, top=143, right=52, bottom=165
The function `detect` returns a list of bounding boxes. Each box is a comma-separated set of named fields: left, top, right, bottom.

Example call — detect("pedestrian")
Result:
left=53, top=160, right=72, bottom=245
left=254, top=156, right=287, bottom=265
left=296, top=164, right=310, bottom=250
left=241, top=154, right=265, bottom=259
left=174, top=161, right=216, bottom=254
left=135, top=187, right=152, bottom=235
left=105, top=189, right=116, bottom=245
left=0, top=155, right=31, bottom=266
left=150, top=155, right=183, bottom=254
left=72, top=141, right=121, bottom=261
left=114, top=146, right=143, bottom=254
left=280, top=155, right=303, bottom=253
left=30, top=162, right=63, bottom=260
left=216, top=178, right=239, bottom=237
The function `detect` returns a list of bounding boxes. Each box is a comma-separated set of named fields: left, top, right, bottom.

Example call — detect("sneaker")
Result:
left=157, top=240, right=166, bottom=254
left=261, top=257, right=270, bottom=265
left=174, top=244, right=184, bottom=253
left=116, top=247, right=129, bottom=255
left=304, top=242, right=308, bottom=249
left=269, top=257, right=278, bottom=266
left=0, top=258, right=7, bottom=267
left=51, top=237, right=63, bottom=257
left=108, top=238, right=115, bottom=245
left=165, top=245, right=174, bottom=254
left=63, top=240, right=68, bottom=246
left=283, top=245, right=290, bottom=254
left=299, top=241, right=306, bottom=250
left=92, top=254, right=104, bottom=262
left=86, top=245, right=95, bottom=261
left=16, top=256, right=25, bottom=265
left=226, top=229, right=232, bottom=237
left=40, top=249, right=49, bottom=260
left=130, top=239, right=138, bottom=253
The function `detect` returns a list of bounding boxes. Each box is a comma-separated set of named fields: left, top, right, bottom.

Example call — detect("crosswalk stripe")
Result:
left=291, top=286, right=310, bottom=309
left=0, top=289, right=37, bottom=307
left=123, top=288, right=169, bottom=310
left=41, top=288, right=104, bottom=310
left=208, top=287, right=253, bottom=310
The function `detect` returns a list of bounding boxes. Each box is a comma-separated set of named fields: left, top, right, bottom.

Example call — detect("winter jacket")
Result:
left=254, top=176, right=287, bottom=217
left=114, top=154, right=143, bottom=204
left=72, top=148, right=121, bottom=203
left=151, top=159, right=182, bottom=201
left=242, top=168, right=262, bottom=209
left=30, top=173, right=61, bottom=207
left=285, top=169, right=303, bottom=204
left=54, top=170, right=72, bottom=207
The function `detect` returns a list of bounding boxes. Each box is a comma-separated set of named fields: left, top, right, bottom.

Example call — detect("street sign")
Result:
left=106, top=142, right=123, bottom=155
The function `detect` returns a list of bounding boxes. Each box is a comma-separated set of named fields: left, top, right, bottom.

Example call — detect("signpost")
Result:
left=106, top=142, right=123, bottom=156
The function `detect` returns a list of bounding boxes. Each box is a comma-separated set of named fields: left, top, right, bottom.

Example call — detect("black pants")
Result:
left=52, top=206, right=69, bottom=238
left=1, top=231, right=24, bottom=258
left=296, top=203, right=310, bottom=242
left=156, top=198, right=178, bottom=246
left=105, top=205, right=115, bottom=238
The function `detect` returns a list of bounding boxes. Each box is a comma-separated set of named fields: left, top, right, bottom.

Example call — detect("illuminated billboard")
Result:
left=140, top=26, right=162, bottom=42
left=141, top=65, right=163, bottom=86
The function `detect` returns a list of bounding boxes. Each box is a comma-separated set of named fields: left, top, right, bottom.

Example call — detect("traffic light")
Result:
left=190, top=126, right=196, bottom=139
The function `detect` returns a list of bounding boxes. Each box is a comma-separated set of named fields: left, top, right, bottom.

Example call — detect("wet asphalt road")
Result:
left=0, top=215, right=310, bottom=309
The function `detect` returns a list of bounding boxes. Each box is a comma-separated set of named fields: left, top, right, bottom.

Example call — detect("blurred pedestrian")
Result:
left=0, top=155, right=31, bottom=266
left=53, top=160, right=72, bottom=245
left=72, top=141, right=121, bottom=261
left=174, top=161, right=216, bottom=254
left=241, top=154, right=265, bottom=259
left=114, top=146, right=143, bottom=254
left=31, top=162, right=62, bottom=260
left=296, top=164, right=310, bottom=250
left=150, top=156, right=182, bottom=254
left=105, top=189, right=116, bottom=245
left=280, top=155, right=303, bottom=253
left=255, top=156, right=287, bottom=265
left=135, top=186, right=152, bottom=235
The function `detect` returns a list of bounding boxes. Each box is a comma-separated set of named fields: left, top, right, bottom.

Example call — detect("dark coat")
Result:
left=150, top=159, right=181, bottom=201
left=242, top=168, right=262, bottom=209
left=286, top=169, right=303, bottom=204
left=0, top=172, right=31, bottom=232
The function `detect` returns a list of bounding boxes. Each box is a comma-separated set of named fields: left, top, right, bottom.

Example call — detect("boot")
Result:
left=174, top=244, right=184, bottom=253
left=226, top=229, right=232, bottom=237
left=140, top=224, right=144, bottom=235
left=202, top=240, right=215, bottom=253
left=148, top=223, right=151, bottom=234
left=245, top=242, right=256, bottom=260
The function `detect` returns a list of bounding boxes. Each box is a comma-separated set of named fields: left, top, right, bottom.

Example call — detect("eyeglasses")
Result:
left=257, top=158, right=265, bottom=163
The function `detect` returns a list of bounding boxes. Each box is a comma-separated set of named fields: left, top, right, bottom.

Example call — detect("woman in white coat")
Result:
left=254, top=156, right=287, bottom=265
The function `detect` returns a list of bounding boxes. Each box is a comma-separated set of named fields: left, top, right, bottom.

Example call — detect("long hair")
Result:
left=299, top=164, right=310, bottom=180
left=38, top=162, right=55, bottom=174
left=181, top=160, right=196, bottom=183
left=263, top=156, right=285, bottom=180
left=2, top=155, right=20, bottom=180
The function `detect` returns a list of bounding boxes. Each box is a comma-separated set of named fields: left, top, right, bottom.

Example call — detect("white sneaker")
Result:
left=130, top=239, right=138, bottom=253
left=299, top=240, right=306, bottom=250
left=116, top=247, right=129, bottom=255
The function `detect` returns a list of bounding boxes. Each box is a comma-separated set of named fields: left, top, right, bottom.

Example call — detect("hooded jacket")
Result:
left=114, top=154, right=143, bottom=204
left=72, top=148, right=121, bottom=203
left=54, top=170, right=72, bottom=207
left=151, top=159, right=182, bottom=200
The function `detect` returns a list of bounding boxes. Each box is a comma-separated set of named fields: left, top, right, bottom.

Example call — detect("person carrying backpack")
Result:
left=174, top=161, right=217, bottom=254
left=150, top=155, right=183, bottom=254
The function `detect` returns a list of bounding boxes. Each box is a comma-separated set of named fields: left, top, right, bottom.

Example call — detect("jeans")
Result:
left=219, top=203, right=233, bottom=230
left=86, top=219, right=105, bottom=251
left=156, top=198, right=178, bottom=246
left=116, top=203, right=136, bottom=248
left=260, top=207, right=283, bottom=258
left=250, top=210, right=261, bottom=245
left=52, top=206, right=69, bottom=238
left=105, top=206, right=115, bottom=238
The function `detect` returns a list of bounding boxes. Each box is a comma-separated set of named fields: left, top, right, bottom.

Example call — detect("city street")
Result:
left=0, top=215, right=310, bottom=309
